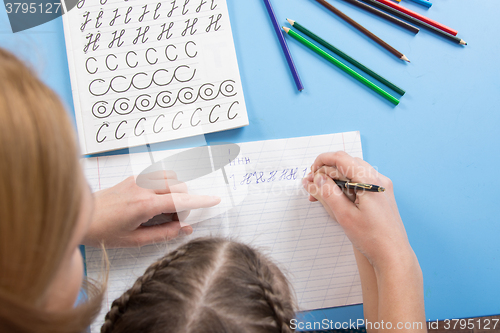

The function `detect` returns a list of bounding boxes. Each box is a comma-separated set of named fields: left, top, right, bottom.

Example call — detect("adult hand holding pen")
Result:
left=302, top=151, right=426, bottom=332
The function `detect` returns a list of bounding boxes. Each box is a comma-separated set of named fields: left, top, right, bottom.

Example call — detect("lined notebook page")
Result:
left=63, top=0, right=248, bottom=154
left=83, top=131, right=363, bottom=331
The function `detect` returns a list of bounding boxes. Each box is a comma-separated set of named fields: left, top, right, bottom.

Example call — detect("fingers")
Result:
left=142, top=170, right=178, bottom=180
left=306, top=156, right=382, bottom=206
left=312, top=151, right=371, bottom=183
left=306, top=172, right=358, bottom=221
left=132, top=221, right=193, bottom=246
left=353, top=157, right=385, bottom=184
left=179, top=225, right=193, bottom=236
left=176, top=210, right=190, bottom=222
left=305, top=170, right=350, bottom=202
left=137, top=175, right=187, bottom=194
left=152, top=193, right=221, bottom=214
left=353, top=157, right=374, bottom=171
left=141, top=213, right=175, bottom=226
left=315, top=166, right=356, bottom=203
left=308, top=195, right=318, bottom=202
left=345, top=158, right=397, bottom=210
left=343, top=187, right=357, bottom=204
left=373, top=175, right=400, bottom=216
left=136, top=170, right=182, bottom=193
left=152, top=179, right=188, bottom=195
left=303, top=173, right=318, bottom=202
left=316, top=166, right=350, bottom=181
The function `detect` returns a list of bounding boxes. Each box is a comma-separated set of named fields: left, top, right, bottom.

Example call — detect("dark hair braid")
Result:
left=100, top=246, right=189, bottom=333
left=100, top=238, right=297, bottom=333
left=244, top=248, right=295, bottom=333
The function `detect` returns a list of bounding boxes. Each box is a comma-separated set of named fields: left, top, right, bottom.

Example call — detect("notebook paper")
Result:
left=83, top=131, right=363, bottom=331
left=63, top=0, right=248, bottom=154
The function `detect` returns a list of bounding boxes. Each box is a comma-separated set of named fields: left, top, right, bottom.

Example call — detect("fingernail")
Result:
left=178, top=227, right=192, bottom=237
left=212, top=196, right=221, bottom=201
left=314, top=173, right=326, bottom=188
left=301, top=177, right=309, bottom=188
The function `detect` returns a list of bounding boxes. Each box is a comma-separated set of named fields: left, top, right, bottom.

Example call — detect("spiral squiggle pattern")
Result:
left=92, top=80, right=237, bottom=119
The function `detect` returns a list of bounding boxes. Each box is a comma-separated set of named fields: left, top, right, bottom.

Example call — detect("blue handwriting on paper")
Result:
left=228, top=167, right=309, bottom=191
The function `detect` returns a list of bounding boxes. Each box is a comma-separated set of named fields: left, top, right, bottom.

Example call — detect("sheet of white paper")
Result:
left=83, top=131, right=363, bottom=332
left=63, top=0, right=248, bottom=154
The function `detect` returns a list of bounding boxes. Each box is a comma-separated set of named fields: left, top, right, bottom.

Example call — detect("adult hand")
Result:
left=83, top=172, right=220, bottom=248
left=302, top=151, right=413, bottom=270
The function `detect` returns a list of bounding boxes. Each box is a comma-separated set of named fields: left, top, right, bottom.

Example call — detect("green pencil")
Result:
left=287, top=19, right=405, bottom=96
left=282, top=26, right=400, bottom=105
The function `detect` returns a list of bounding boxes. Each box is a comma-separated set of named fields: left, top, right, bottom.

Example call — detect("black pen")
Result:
left=334, top=180, right=385, bottom=192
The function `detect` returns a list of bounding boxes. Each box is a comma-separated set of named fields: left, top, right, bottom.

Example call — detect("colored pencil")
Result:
left=315, top=0, right=410, bottom=62
left=262, top=0, right=304, bottom=91
left=287, top=19, right=405, bottom=95
left=282, top=27, right=400, bottom=105
left=374, top=0, right=456, bottom=35
left=343, top=0, right=419, bottom=34
left=360, top=0, right=466, bottom=45
left=406, top=0, right=432, bottom=8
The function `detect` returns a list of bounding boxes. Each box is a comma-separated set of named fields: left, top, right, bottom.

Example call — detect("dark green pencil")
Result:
left=282, top=26, right=400, bottom=105
left=287, top=19, right=405, bottom=96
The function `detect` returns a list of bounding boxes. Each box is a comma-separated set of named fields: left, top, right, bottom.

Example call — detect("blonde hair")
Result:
left=0, top=48, right=103, bottom=332
left=102, top=237, right=296, bottom=333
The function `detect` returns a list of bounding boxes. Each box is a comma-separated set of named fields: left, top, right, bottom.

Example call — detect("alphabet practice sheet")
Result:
left=83, top=131, right=363, bottom=331
left=63, top=0, right=248, bottom=154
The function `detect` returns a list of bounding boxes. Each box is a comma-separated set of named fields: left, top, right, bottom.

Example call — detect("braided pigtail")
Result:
left=100, top=238, right=297, bottom=333
left=252, top=255, right=296, bottom=333
left=225, top=242, right=296, bottom=333
left=100, top=246, right=189, bottom=333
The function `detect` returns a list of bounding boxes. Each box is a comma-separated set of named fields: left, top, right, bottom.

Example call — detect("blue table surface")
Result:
left=2, top=0, right=499, bottom=325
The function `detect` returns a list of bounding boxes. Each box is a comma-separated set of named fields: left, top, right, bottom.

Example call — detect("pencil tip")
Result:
left=287, top=18, right=295, bottom=25
left=461, top=39, right=467, bottom=45
left=282, top=26, right=290, bottom=33
left=401, top=55, right=410, bottom=63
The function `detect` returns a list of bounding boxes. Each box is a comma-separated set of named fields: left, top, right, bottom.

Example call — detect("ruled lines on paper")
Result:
left=83, top=131, right=363, bottom=331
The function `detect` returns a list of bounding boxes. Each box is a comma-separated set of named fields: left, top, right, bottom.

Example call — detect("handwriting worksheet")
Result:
left=83, top=131, right=363, bottom=331
left=63, top=0, right=248, bottom=154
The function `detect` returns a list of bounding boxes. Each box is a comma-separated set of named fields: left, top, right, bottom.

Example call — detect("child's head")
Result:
left=102, top=237, right=296, bottom=333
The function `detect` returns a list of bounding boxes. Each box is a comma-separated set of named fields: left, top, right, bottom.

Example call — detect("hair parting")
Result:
left=101, top=237, right=296, bottom=333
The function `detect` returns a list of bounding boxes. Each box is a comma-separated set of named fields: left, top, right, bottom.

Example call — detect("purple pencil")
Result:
left=262, top=0, right=304, bottom=91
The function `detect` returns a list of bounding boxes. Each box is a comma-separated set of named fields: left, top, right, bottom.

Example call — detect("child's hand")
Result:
left=302, top=151, right=414, bottom=271
left=83, top=173, right=220, bottom=248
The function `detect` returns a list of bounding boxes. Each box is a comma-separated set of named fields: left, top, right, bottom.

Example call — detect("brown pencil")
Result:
left=315, top=0, right=410, bottom=62
left=343, top=0, right=419, bottom=34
